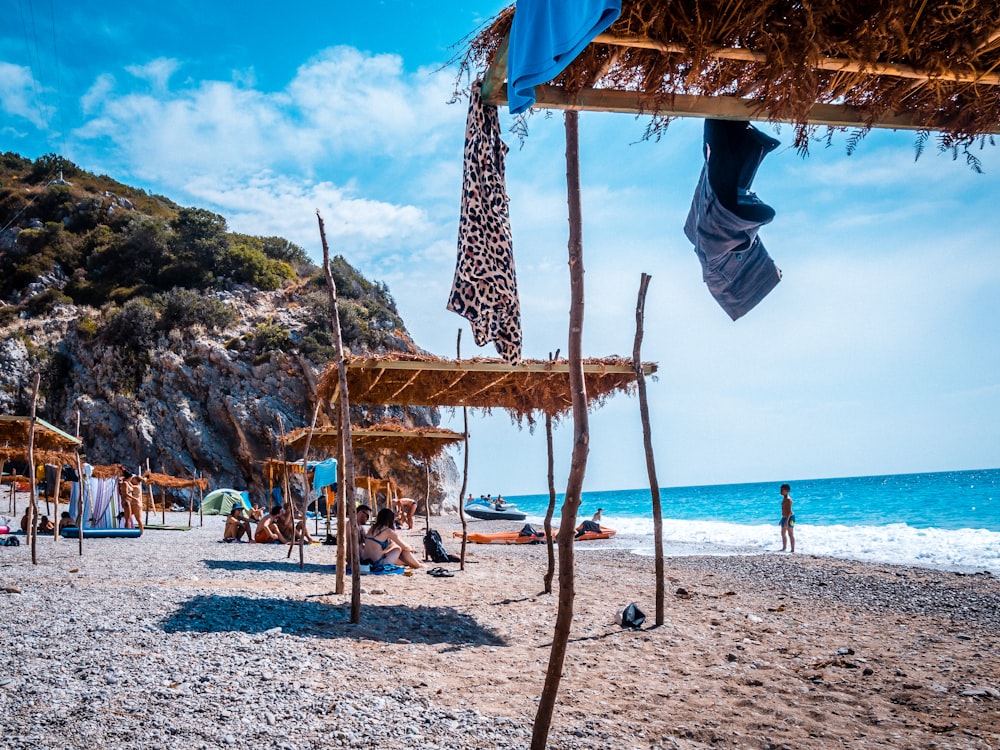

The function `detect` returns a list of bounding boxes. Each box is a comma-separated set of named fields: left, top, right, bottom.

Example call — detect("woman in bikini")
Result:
left=363, top=508, right=422, bottom=569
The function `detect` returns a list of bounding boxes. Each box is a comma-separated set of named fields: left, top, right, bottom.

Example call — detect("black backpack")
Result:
left=423, top=528, right=458, bottom=563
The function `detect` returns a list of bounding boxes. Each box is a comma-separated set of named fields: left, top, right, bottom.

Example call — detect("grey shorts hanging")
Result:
left=684, top=120, right=782, bottom=321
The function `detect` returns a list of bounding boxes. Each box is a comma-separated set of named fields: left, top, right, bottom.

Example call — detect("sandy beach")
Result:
left=1, top=509, right=998, bottom=750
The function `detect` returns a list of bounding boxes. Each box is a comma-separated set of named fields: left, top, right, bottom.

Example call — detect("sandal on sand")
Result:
left=427, top=567, right=454, bottom=578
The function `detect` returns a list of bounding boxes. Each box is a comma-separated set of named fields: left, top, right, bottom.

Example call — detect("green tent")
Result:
left=201, top=488, right=250, bottom=516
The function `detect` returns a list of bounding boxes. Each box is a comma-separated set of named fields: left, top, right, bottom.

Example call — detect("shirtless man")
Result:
left=254, top=507, right=288, bottom=543
left=278, top=502, right=312, bottom=543
left=779, top=483, right=795, bottom=553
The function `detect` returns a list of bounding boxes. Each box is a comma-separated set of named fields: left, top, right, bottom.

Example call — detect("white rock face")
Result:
left=0, top=286, right=459, bottom=507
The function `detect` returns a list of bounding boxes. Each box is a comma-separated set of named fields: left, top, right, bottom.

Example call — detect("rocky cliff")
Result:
left=0, top=154, right=460, bottom=509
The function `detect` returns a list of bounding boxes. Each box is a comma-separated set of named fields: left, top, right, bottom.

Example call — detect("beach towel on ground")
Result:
left=506, top=0, right=622, bottom=114
left=448, top=84, right=522, bottom=363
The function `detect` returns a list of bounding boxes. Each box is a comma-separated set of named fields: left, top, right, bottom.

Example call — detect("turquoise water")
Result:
left=503, top=468, right=1000, bottom=573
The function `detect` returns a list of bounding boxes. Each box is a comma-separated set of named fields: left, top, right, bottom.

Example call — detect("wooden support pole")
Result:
left=457, top=329, right=469, bottom=570
left=317, top=209, right=361, bottom=624
left=335, top=404, right=346, bottom=595
left=74, top=410, right=83, bottom=555
left=27, top=373, right=40, bottom=565
left=543, top=349, right=560, bottom=595
left=533, top=110, right=589, bottom=750
left=51, top=464, right=62, bottom=543
left=633, top=273, right=664, bottom=626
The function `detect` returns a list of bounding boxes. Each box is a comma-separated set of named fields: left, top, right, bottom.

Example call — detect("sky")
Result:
left=3, top=1, right=999, bottom=496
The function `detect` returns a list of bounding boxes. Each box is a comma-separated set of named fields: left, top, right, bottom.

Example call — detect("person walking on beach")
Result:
left=779, top=483, right=795, bottom=553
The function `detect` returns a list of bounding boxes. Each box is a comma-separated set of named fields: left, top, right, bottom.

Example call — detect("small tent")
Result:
left=200, top=489, right=250, bottom=516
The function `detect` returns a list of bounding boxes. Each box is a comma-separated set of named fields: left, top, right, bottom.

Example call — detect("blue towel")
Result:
left=311, top=458, right=338, bottom=497
left=507, top=0, right=621, bottom=114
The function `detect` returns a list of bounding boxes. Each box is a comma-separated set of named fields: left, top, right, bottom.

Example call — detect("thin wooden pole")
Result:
left=533, top=110, right=589, bottom=750
left=633, top=273, right=664, bottom=625
left=26, top=373, right=41, bottom=565
left=144, top=459, right=152, bottom=527
left=159, top=467, right=166, bottom=525
left=457, top=329, right=469, bottom=570
left=423, top=455, right=431, bottom=537
left=334, top=403, right=346, bottom=595
left=317, top=210, right=360, bottom=623
left=74, top=410, right=83, bottom=555
left=197, top=472, right=204, bottom=527
left=51, top=465, right=62, bottom=543
left=543, top=350, right=560, bottom=595
left=289, top=402, right=320, bottom=565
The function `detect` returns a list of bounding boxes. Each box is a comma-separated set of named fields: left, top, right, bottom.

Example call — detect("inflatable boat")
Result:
left=456, top=526, right=615, bottom=544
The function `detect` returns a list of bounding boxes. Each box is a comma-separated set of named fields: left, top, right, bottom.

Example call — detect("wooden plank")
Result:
left=481, top=33, right=510, bottom=102
left=483, top=83, right=1000, bottom=132
left=595, top=33, right=1000, bottom=87
left=347, top=358, right=657, bottom=376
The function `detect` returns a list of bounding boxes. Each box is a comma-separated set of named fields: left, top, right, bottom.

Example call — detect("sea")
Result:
left=504, top=468, right=1000, bottom=575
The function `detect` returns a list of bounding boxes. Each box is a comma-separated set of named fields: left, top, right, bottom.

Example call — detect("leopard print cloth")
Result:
left=447, top=84, right=522, bottom=363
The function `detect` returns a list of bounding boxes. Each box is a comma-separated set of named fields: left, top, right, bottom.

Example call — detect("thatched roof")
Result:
left=318, top=353, right=657, bottom=422
left=281, top=421, right=465, bottom=459
left=0, top=415, right=82, bottom=465
left=467, top=1, right=1000, bottom=150
left=141, top=471, right=210, bottom=490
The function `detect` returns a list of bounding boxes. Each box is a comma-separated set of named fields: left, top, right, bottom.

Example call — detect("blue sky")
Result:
left=3, top=1, right=999, bottom=495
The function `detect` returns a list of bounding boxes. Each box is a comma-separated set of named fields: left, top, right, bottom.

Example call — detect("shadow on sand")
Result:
left=202, top=558, right=334, bottom=575
left=160, top=593, right=506, bottom=648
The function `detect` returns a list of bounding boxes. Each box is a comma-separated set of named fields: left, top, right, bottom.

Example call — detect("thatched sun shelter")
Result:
left=0, top=415, right=82, bottom=465
left=468, top=1, right=1000, bottom=150
left=282, top=422, right=466, bottom=457
left=460, top=4, right=1000, bottom=747
left=318, top=353, right=657, bottom=421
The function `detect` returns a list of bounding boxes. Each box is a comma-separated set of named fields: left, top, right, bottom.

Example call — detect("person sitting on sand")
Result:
left=58, top=511, right=74, bottom=533
left=248, top=502, right=265, bottom=522
left=253, top=507, right=288, bottom=544
left=355, top=505, right=373, bottom=562
left=223, top=505, right=254, bottom=543
left=277, top=503, right=313, bottom=544
left=363, top=508, right=421, bottom=569
left=36, top=515, right=55, bottom=535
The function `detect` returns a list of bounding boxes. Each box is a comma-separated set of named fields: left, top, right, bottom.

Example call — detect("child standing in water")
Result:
left=779, top=483, right=795, bottom=553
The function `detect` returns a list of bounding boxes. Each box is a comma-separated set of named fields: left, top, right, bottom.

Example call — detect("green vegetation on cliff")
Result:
left=0, top=152, right=408, bottom=357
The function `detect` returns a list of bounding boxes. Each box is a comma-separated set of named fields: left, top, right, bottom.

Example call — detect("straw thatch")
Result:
left=281, top=421, right=465, bottom=459
left=0, top=415, right=82, bottom=465
left=318, top=353, right=657, bottom=424
left=466, top=1, right=1000, bottom=153
left=141, top=472, right=210, bottom=490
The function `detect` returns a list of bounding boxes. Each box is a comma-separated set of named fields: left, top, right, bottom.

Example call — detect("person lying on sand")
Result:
left=364, top=508, right=421, bottom=569
left=223, top=505, right=254, bottom=543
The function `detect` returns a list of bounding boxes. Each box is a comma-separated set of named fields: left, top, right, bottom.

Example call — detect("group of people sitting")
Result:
left=19, top=509, right=76, bottom=536
left=222, top=501, right=314, bottom=544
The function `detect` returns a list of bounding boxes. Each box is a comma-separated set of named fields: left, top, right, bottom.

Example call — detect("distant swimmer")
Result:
left=779, top=483, right=795, bottom=553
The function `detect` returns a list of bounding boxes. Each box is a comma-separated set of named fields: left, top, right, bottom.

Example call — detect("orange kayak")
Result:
left=454, top=527, right=615, bottom=544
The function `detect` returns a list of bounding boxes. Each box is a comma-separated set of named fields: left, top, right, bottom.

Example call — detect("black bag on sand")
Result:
left=618, top=602, right=646, bottom=630
left=424, top=528, right=459, bottom=563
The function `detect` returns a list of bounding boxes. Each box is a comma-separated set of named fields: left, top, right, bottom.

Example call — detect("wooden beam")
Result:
left=347, top=358, right=657, bottom=376
left=594, top=33, right=1000, bottom=87
left=481, top=33, right=510, bottom=101
left=484, top=83, right=1000, bottom=133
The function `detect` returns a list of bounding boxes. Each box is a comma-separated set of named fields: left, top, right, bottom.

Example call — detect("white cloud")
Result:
left=125, top=57, right=181, bottom=91
left=0, top=61, right=47, bottom=127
